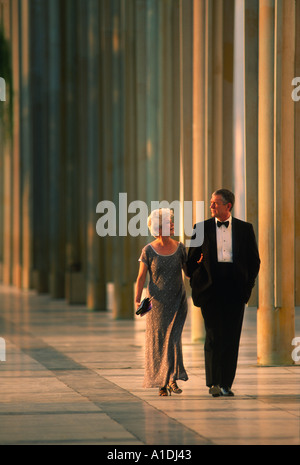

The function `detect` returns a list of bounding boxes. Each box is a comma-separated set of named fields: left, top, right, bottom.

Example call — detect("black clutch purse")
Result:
left=136, top=297, right=153, bottom=317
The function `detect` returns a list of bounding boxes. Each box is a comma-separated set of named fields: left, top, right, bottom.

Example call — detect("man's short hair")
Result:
left=213, top=189, right=235, bottom=211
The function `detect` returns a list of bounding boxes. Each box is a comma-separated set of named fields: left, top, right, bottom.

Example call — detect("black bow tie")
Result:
left=217, top=220, right=229, bottom=228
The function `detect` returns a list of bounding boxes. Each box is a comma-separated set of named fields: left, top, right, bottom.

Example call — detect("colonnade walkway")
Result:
left=0, top=284, right=299, bottom=446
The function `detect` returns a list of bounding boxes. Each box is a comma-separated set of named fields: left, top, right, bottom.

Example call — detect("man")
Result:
left=187, top=189, right=260, bottom=397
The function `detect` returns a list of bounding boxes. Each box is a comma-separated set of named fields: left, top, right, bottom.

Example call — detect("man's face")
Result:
left=210, top=194, right=231, bottom=221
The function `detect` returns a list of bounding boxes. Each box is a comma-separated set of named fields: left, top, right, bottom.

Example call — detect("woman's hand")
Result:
left=135, top=261, right=148, bottom=311
left=135, top=301, right=141, bottom=311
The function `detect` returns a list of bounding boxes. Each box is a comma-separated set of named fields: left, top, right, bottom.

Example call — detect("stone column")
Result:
left=111, top=0, right=137, bottom=319
left=257, top=0, right=276, bottom=365
left=31, top=0, right=49, bottom=293
left=211, top=0, right=223, bottom=191
left=160, top=0, right=175, bottom=202
left=77, top=0, right=88, bottom=300
left=47, top=0, right=65, bottom=298
left=63, top=0, right=85, bottom=304
left=20, top=0, right=33, bottom=290
left=1, top=1, right=12, bottom=285
left=179, top=0, right=193, bottom=214
left=135, top=0, right=147, bottom=256
left=257, top=0, right=295, bottom=365
left=146, top=0, right=161, bottom=203
left=277, top=0, right=295, bottom=361
left=295, top=0, right=300, bottom=306
left=244, top=0, right=259, bottom=306
left=191, top=0, right=206, bottom=341
left=100, top=0, right=114, bottom=284
left=10, top=0, right=21, bottom=288
left=202, top=0, right=234, bottom=216
left=86, top=0, right=106, bottom=310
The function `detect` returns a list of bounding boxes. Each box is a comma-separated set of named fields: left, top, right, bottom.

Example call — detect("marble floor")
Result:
left=0, top=284, right=299, bottom=446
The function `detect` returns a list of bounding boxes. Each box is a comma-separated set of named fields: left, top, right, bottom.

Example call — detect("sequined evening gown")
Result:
left=139, top=242, right=188, bottom=388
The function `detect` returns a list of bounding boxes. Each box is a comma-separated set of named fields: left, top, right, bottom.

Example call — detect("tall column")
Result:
left=11, top=0, right=21, bottom=288
left=278, top=0, right=295, bottom=360
left=20, top=0, right=33, bottom=290
left=203, top=0, right=234, bottom=217
left=31, top=0, right=49, bottom=293
left=233, top=0, right=245, bottom=219
left=135, top=0, right=147, bottom=256
left=146, top=0, right=161, bottom=203
left=211, top=0, right=223, bottom=190
left=77, top=0, right=88, bottom=299
left=63, top=0, right=85, bottom=304
left=1, top=1, right=12, bottom=285
left=257, top=0, right=295, bottom=365
left=191, top=0, right=206, bottom=341
left=47, top=0, right=65, bottom=297
left=222, top=0, right=234, bottom=190
left=160, top=0, right=176, bottom=202
left=100, top=0, right=114, bottom=284
left=244, top=0, right=259, bottom=306
left=111, top=0, right=137, bottom=319
left=86, top=0, right=106, bottom=310
left=295, top=0, right=300, bottom=306
left=257, top=0, right=275, bottom=365
left=111, top=0, right=125, bottom=318
left=179, top=0, right=193, bottom=215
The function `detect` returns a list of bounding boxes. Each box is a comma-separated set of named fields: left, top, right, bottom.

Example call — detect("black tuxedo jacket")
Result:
left=187, top=217, right=260, bottom=307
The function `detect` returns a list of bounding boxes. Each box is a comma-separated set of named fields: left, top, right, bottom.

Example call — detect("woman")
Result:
left=135, top=208, right=189, bottom=396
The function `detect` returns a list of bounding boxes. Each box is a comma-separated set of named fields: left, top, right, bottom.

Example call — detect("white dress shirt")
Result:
left=215, top=216, right=233, bottom=263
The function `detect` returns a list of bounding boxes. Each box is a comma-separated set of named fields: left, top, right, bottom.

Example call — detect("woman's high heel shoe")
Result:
left=159, top=386, right=170, bottom=396
left=167, top=381, right=182, bottom=394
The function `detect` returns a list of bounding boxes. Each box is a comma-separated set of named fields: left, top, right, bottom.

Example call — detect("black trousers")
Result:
left=201, top=263, right=245, bottom=388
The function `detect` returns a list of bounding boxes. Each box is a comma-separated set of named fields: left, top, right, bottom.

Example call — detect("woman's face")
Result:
left=160, top=215, right=174, bottom=237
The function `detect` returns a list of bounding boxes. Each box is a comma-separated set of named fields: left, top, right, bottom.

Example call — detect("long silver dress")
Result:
left=139, top=242, right=188, bottom=388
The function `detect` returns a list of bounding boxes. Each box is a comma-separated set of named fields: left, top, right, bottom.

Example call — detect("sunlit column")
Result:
left=257, top=0, right=276, bottom=365
left=233, top=0, right=245, bottom=220
left=20, top=0, right=33, bottom=290
left=295, top=0, right=300, bottom=306
left=191, top=0, right=206, bottom=341
left=257, top=0, right=295, bottom=365
left=277, top=0, right=295, bottom=362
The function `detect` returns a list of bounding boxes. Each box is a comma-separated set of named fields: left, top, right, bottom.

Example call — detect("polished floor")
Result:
left=0, top=284, right=299, bottom=446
